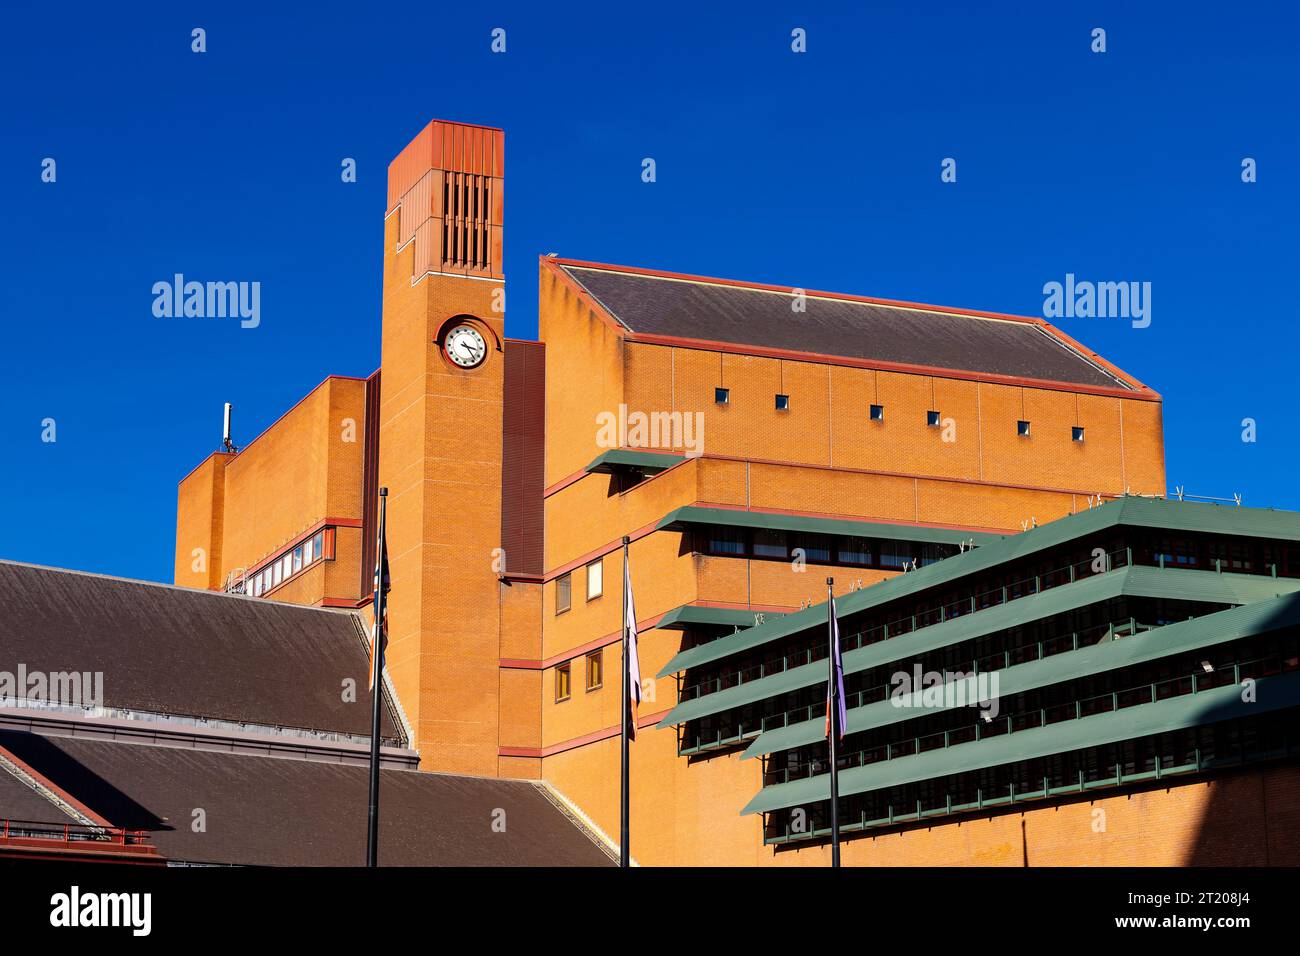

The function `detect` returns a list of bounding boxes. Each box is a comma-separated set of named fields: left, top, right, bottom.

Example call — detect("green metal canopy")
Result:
left=655, top=505, right=1004, bottom=547
left=654, top=605, right=772, bottom=631
left=583, top=449, right=682, bottom=475
left=740, top=668, right=1300, bottom=815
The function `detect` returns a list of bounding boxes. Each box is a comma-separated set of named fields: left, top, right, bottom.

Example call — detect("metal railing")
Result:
left=0, top=818, right=152, bottom=846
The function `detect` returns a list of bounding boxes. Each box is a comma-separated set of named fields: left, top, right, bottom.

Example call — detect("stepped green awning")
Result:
left=741, top=668, right=1300, bottom=815
left=743, top=589, right=1300, bottom=758
left=658, top=567, right=1300, bottom=729
left=658, top=495, right=1300, bottom=678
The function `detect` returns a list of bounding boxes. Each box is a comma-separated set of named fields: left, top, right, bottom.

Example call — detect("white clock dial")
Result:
left=445, top=325, right=487, bottom=368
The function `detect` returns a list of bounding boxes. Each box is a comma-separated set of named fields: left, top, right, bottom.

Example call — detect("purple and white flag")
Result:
left=825, top=595, right=847, bottom=740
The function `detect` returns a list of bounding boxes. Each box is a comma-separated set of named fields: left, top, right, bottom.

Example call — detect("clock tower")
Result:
left=377, top=120, right=507, bottom=775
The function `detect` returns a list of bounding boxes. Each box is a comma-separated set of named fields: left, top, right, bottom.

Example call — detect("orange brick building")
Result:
left=175, top=118, right=1300, bottom=866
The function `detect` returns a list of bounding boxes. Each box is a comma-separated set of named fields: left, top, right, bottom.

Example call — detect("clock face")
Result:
left=445, top=325, right=487, bottom=369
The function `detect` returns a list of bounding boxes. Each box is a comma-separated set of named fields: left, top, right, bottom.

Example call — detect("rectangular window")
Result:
left=715, top=387, right=729, bottom=404
left=870, top=404, right=884, bottom=422
left=586, top=559, right=603, bottom=600
left=292, top=546, right=303, bottom=573
left=752, top=529, right=787, bottom=559
left=282, top=554, right=293, bottom=580
left=555, top=663, right=571, bottom=702
left=927, top=410, right=941, bottom=427
left=880, top=540, right=912, bottom=569
left=313, top=531, right=324, bottom=560
left=251, top=575, right=263, bottom=597
left=795, top=534, right=830, bottom=563
left=1017, top=420, right=1031, bottom=437
left=707, top=526, right=746, bottom=555
left=837, top=536, right=872, bottom=564
left=1072, top=426, right=1085, bottom=442
left=303, top=536, right=314, bottom=564
left=775, top=394, right=790, bottom=411
left=586, top=651, right=603, bottom=691
left=556, top=573, right=572, bottom=614
left=272, top=561, right=283, bottom=587
left=918, top=543, right=951, bottom=566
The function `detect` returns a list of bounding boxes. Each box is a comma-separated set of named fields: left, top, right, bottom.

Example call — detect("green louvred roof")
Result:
left=742, top=589, right=1300, bottom=759
left=657, top=566, right=1300, bottom=729
left=657, top=497, right=1300, bottom=678
left=740, top=668, right=1300, bottom=815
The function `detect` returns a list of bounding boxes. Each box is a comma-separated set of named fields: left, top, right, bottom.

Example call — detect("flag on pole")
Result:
left=369, top=520, right=391, bottom=693
left=825, top=594, right=847, bottom=739
left=623, top=551, right=642, bottom=740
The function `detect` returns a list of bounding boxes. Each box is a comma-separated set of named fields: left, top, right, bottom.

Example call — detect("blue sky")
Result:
left=1, top=2, right=1296, bottom=583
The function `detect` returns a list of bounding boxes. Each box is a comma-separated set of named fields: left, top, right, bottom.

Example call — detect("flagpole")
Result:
left=827, top=576, right=841, bottom=868
left=366, top=487, right=388, bottom=868
left=620, top=534, right=631, bottom=869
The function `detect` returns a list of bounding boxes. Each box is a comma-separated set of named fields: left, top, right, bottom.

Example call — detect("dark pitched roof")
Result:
left=0, top=561, right=399, bottom=741
left=0, top=731, right=613, bottom=867
left=0, top=759, right=80, bottom=826
left=557, top=262, right=1135, bottom=391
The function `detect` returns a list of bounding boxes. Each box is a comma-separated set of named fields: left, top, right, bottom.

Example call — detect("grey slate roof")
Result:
left=560, top=263, right=1132, bottom=390
left=0, top=560, right=399, bottom=741
left=0, top=731, right=614, bottom=867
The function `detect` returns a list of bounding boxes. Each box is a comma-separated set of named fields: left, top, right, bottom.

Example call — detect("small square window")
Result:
left=1017, top=420, right=1031, bottom=437
left=775, top=394, right=790, bottom=411
left=586, top=559, right=603, bottom=601
left=715, top=387, right=729, bottom=405
left=556, top=573, right=572, bottom=615
left=585, top=651, right=603, bottom=691
left=1073, top=426, right=1086, bottom=442
left=926, top=410, right=940, bottom=427
left=870, top=404, right=884, bottom=422
left=555, top=663, right=572, bottom=702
